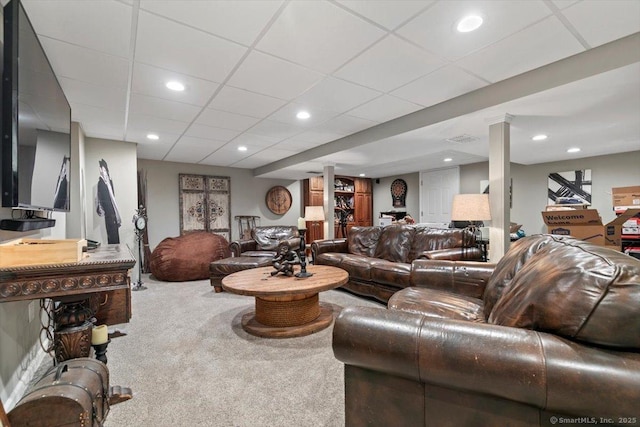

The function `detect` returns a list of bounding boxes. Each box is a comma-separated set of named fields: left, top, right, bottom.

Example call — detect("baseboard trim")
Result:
left=3, top=340, right=50, bottom=412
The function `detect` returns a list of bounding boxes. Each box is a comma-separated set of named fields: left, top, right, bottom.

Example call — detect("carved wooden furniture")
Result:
left=0, top=244, right=136, bottom=362
left=221, top=265, right=348, bottom=338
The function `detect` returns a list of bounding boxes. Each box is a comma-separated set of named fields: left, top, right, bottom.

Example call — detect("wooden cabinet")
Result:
left=303, top=175, right=372, bottom=240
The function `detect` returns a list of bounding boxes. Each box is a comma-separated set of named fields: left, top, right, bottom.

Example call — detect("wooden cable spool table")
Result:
left=221, top=265, right=348, bottom=338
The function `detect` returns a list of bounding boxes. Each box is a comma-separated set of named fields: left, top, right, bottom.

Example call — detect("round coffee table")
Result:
left=221, top=265, right=348, bottom=338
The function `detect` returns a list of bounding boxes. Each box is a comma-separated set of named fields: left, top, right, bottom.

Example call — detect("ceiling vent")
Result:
left=445, top=134, right=479, bottom=144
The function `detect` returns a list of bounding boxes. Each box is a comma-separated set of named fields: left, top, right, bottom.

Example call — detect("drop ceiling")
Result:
left=11, top=0, right=640, bottom=180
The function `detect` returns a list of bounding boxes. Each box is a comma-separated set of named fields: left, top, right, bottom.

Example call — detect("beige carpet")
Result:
left=89, top=274, right=382, bottom=426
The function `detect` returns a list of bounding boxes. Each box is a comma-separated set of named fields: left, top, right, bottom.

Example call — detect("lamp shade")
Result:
left=304, top=206, right=325, bottom=222
left=451, top=194, right=491, bottom=221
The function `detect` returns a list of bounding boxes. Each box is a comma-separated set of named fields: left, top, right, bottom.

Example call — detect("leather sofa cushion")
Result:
left=483, top=234, right=555, bottom=316
left=340, top=254, right=376, bottom=282
left=373, top=225, right=415, bottom=263
left=348, top=226, right=382, bottom=258
left=370, top=259, right=411, bottom=288
left=488, top=236, right=640, bottom=349
left=315, top=252, right=346, bottom=268
left=389, top=287, right=485, bottom=322
left=409, top=227, right=469, bottom=261
left=252, top=226, right=298, bottom=250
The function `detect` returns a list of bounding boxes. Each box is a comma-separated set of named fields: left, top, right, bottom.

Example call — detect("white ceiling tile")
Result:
left=248, top=120, right=304, bottom=140
left=391, top=65, right=487, bottom=107
left=199, top=145, right=249, bottom=166
left=227, top=51, right=324, bottom=100
left=40, top=38, right=130, bottom=89
left=551, top=0, right=580, bottom=9
left=136, top=143, right=172, bottom=162
left=163, top=141, right=215, bottom=163
left=126, top=114, right=190, bottom=135
left=126, top=129, right=181, bottom=146
left=22, top=0, right=132, bottom=57
left=397, top=0, right=552, bottom=61
left=59, top=77, right=127, bottom=111
left=195, top=109, right=261, bottom=132
left=70, top=103, right=125, bottom=138
left=139, top=0, right=283, bottom=46
left=296, top=77, right=381, bottom=114
left=455, top=17, right=584, bottom=83
left=129, top=94, right=202, bottom=123
left=256, top=0, right=386, bottom=73
left=184, top=124, right=240, bottom=142
left=232, top=133, right=281, bottom=149
left=336, top=0, right=434, bottom=30
left=267, top=103, right=339, bottom=126
left=348, top=95, right=423, bottom=123
left=208, top=86, right=287, bottom=118
left=131, top=63, right=220, bottom=107
left=282, top=129, right=344, bottom=149
left=562, top=0, right=640, bottom=47
left=135, top=10, right=247, bottom=81
left=232, top=147, right=299, bottom=169
left=335, top=35, right=445, bottom=92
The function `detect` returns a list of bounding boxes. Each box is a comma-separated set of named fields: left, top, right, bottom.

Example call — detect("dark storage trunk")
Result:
left=9, top=358, right=109, bottom=427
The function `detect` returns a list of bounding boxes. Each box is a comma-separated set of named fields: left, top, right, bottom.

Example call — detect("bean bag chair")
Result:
left=150, top=232, right=231, bottom=282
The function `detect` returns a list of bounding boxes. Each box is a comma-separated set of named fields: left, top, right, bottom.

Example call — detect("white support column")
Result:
left=323, top=164, right=335, bottom=239
left=487, top=114, right=513, bottom=261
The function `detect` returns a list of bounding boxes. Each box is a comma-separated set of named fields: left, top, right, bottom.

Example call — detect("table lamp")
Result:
left=304, top=206, right=325, bottom=237
left=451, top=194, right=491, bottom=258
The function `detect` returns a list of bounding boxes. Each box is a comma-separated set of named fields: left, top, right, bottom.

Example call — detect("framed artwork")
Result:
left=548, top=169, right=592, bottom=205
left=265, top=185, right=292, bottom=214
left=179, top=174, right=231, bottom=241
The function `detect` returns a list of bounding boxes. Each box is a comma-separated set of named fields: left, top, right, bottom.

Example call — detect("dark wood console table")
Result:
left=0, top=244, right=136, bottom=362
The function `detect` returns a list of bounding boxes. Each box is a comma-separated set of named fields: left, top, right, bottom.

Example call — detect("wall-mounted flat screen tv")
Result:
left=2, top=0, right=71, bottom=212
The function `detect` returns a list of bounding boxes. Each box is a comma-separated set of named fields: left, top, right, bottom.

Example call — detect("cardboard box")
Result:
left=612, top=186, right=640, bottom=208
left=0, top=238, right=87, bottom=267
left=541, top=209, right=604, bottom=245
left=541, top=208, right=640, bottom=249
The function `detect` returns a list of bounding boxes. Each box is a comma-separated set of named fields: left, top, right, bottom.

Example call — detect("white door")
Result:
left=419, top=167, right=460, bottom=224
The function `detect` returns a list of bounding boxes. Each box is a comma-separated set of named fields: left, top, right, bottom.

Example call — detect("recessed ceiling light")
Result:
left=146, top=133, right=159, bottom=140
left=359, top=173, right=366, bottom=177
left=166, top=81, right=185, bottom=91
left=296, top=111, right=311, bottom=120
left=444, top=157, right=453, bottom=162
left=238, top=146, right=247, bottom=152
left=457, top=15, right=483, bottom=33
left=567, top=147, right=581, bottom=153
left=532, top=134, right=548, bottom=141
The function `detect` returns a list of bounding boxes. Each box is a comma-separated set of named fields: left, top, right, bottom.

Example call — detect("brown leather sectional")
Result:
left=312, top=225, right=482, bottom=302
left=333, top=234, right=640, bottom=426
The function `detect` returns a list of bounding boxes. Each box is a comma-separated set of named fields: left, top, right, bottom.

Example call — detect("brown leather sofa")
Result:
left=312, top=225, right=482, bottom=302
left=229, top=225, right=300, bottom=257
left=333, top=234, right=640, bottom=426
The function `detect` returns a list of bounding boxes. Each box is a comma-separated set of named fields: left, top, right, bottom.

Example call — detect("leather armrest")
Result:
left=419, top=247, right=483, bottom=261
left=311, top=239, right=348, bottom=259
left=410, top=259, right=494, bottom=298
left=277, top=237, right=302, bottom=251
left=229, top=240, right=257, bottom=257
left=333, top=306, right=640, bottom=418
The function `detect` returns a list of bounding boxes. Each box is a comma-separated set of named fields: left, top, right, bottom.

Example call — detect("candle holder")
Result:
left=295, top=228, right=313, bottom=278
left=92, top=339, right=111, bottom=364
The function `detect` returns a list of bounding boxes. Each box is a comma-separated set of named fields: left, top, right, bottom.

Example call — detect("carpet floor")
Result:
left=79, top=274, right=382, bottom=427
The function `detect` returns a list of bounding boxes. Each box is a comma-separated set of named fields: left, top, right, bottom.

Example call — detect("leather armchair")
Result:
left=333, top=235, right=640, bottom=426
left=229, top=225, right=300, bottom=258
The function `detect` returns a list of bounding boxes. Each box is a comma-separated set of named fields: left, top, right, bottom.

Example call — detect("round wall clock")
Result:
left=266, top=186, right=292, bottom=215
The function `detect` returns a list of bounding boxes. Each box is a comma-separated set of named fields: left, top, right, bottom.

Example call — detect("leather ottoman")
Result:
left=210, top=256, right=273, bottom=292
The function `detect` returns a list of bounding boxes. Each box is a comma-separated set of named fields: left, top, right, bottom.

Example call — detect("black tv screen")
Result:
left=2, top=0, right=71, bottom=212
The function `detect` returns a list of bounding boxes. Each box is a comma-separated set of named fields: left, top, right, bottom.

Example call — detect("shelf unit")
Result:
left=303, top=175, right=372, bottom=241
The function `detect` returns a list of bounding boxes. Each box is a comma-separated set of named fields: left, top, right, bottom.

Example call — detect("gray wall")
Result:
left=374, top=151, right=640, bottom=236
left=138, top=159, right=302, bottom=251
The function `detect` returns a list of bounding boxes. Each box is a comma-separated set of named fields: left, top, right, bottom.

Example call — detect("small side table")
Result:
left=477, top=239, right=489, bottom=262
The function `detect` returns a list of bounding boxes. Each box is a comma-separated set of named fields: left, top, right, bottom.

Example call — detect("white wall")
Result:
left=138, top=159, right=302, bottom=250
